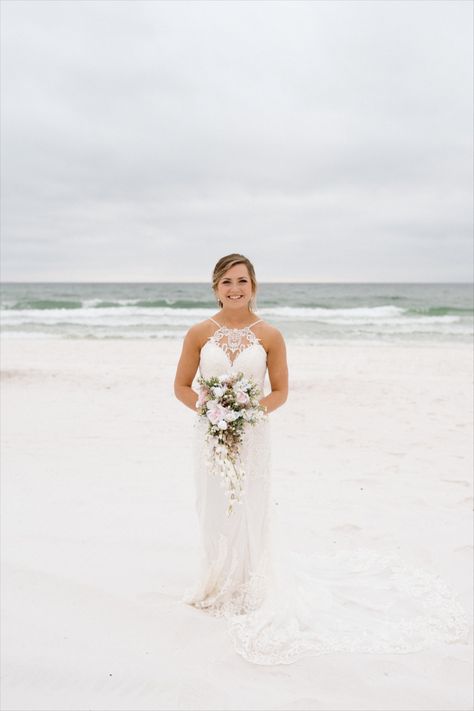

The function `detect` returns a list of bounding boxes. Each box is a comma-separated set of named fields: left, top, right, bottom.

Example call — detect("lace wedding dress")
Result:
left=182, top=318, right=469, bottom=665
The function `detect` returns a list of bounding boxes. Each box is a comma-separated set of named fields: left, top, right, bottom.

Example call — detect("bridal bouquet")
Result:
left=195, top=371, right=268, bottom=516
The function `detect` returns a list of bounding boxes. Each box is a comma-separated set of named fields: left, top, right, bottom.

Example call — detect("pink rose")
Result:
left=206, top=402, right=229, bottom=425
left=236, top=391, right=250, bottom=405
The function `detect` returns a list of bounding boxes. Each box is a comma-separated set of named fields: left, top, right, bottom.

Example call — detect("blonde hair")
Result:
left=212, top=254, right=258, bottom=312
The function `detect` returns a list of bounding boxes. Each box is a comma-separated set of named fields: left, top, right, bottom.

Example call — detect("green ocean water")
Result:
left=1, top=282, right=472, bottom=344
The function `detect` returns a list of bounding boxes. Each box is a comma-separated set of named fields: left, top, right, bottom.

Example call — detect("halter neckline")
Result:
left=209, top=317, right=262, bottom=331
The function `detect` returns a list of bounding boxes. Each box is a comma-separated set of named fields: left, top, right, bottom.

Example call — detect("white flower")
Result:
left=224, top=409, right=239, bottom=422
left=217, top=419, right=228, bottom=430
left=212, top=386, right=225, bottom=398
left=233, top=379, right=249, bottom=393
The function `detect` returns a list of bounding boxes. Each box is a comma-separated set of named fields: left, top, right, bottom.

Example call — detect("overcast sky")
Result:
left=1, top=0, right=472, bottom=282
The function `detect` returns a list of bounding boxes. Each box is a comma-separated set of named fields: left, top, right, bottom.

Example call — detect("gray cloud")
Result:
left=1, top=0, right=472, bottom=282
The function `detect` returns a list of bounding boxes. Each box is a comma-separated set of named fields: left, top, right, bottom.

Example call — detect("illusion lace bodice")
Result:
left=198, top=318, right=267, bottom=390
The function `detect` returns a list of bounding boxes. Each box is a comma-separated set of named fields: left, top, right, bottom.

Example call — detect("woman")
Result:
left=174, top=253, right=468, bottom=666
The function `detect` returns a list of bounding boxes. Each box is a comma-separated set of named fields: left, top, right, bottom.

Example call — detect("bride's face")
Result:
left=215, top=264, right=254, bottom=309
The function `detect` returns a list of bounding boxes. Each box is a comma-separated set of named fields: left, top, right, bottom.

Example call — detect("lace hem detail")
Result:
left=182, top=545, right=470, bottom=666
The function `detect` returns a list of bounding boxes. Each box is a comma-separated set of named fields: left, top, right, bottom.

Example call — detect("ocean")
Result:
left=0, top=282, right=472, bottom=345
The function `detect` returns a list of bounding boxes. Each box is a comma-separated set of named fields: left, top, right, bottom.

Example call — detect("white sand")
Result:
left=1, top=338, right=472, bottom=711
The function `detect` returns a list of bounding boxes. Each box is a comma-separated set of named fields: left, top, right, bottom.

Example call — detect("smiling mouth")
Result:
left=228, top=296, right=243, bottom=300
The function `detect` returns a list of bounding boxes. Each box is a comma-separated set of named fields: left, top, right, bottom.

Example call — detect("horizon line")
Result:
left=2, top=280, right=473, bottom=285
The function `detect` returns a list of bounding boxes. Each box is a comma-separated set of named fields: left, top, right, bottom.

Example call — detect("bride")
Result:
left=173, top=253, right=469, bottom=666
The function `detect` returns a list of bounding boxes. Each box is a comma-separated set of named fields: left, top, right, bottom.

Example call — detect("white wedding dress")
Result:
left=182, top=318, right=469, bottom=665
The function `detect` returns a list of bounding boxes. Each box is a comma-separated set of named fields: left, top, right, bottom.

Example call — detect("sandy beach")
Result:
left=1, top=337, right=472, bottom=711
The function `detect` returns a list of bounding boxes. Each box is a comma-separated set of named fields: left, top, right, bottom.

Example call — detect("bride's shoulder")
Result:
left=253, top=320, right=286, bottom=352
left=188, top=318, right=216, bottom=347
left=256, top=321, right=280, bottom=333
left=255, top=320, right=283, bottom=336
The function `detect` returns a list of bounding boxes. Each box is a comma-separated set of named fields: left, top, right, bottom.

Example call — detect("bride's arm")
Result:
left=174, top=325, right=200, bottom=412
left=259, top=327, right=288, bottom=414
